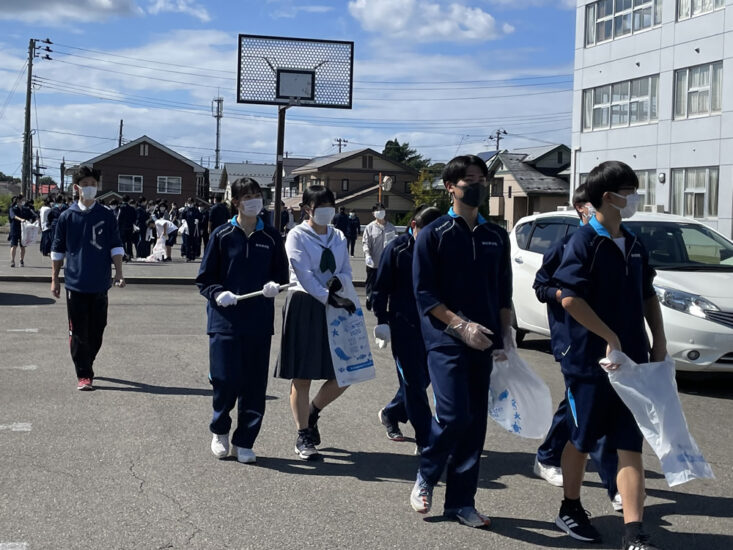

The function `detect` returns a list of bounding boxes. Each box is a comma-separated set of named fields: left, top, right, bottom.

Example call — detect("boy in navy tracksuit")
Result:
left=552, top=161, right=666, bottom=550
left=51, top=167, right=125, bottom=391
left=196, top=178, right=289, bottom=464
left=409, top=155, right=512, bottom=529
left=533, top=185, right=620, bottom=508
left=371, top=205, right=442, bottom=450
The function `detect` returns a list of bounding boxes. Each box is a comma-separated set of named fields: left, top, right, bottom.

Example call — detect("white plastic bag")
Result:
left=488, top=348, right=553, bottom=439
left=325, top=275, right=376, bottom=388
left=21, top=220, right=40, bottom=247
left=601, top=351, right=714, bottom=487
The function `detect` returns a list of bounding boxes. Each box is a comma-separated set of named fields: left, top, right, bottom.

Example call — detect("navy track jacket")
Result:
left=413, top=213, right=512, bottom=352
left=196, top=218, right=289, bottom=336
left=553, top=219, right=656, bottom=379
left=372, top=231, right=420, bottom=329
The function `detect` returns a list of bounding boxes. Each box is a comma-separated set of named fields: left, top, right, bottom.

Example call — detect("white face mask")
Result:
left=610, top=192, right=640, bottom=219
left=374, top=210, right=386, bottom=220
left=241, top=198, right=263, bottom=217
left=79, top=186, right=97, bottom=200
left=312, top=206, right=335, bottom=226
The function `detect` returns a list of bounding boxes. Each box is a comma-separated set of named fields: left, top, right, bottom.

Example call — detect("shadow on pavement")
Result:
left=0, top=292, right=56, bottom=306
left=93, top=376, right=215, bottom=397
left=676, top=372, right=733, bottom=400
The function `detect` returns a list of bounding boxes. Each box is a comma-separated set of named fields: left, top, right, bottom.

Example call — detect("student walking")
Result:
left=275, top=185, right=356, bottom=460
left=196, top=178, right=289, bottom=463
left=362, top=203, right=396, bottom=310
left=552, top=161, right=666, bottom=549
left=181, top=198, right=202, bottom=262
left=371, top=205, right=441, bottom=452
left=39, top=197, right=52, bottom=256
left=345, top=210, right=360, bottom=256
left=8, top=195, right=29, bottom=267
left=50, top=167, right=125, bottom=391
left=409, top=155, right=513, bottom=529
left=532, top=184, right=620, bottom=509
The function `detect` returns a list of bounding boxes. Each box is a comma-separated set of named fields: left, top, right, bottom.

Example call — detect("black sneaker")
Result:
left=621, top=533, right=661, bottom=550
left=555, top=501, right=601, bottom=543
left=378, top=408, right=405, bottom=441
left=295, top=431, right=319, bottom=460
left=308, top=410, right=321, bottom=446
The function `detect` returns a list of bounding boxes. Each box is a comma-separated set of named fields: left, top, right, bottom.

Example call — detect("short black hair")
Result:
left=109, top=198, right=120, bottom=206
left=302, top=185, right=335, bottom=209
left=122, top=194, right=130, bottom=203
left=230, top=177, right=262, bottom=201
left=572, top=183, right=588, bottom=207
left=413, top=205, right=442, bottom=229
left=586, top=161, right=639, bottom=208
left=339, top=206, right=345, bottom=213
left=442, top=154, right=490, bottom=184
left=72, top=166, right=101, bottom=185
left=372, top=203, right=385, bottom=212
left=54, top=195, right=64, bottom=204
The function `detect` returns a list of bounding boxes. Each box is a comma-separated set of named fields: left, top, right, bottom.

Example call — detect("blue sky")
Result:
left=0, top=0, right=577, bottom=182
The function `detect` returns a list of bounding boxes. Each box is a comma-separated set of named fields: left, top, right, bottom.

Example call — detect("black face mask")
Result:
left=456, top=182, right=487, bottom=208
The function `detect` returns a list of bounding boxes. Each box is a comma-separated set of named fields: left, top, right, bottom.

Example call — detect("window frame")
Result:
left=157, top=175, right=182, bottom=195
left=586, top=0, right=662, bottom=47
left=634, top=169, right=657, bottom=211
left=677, top=0, right=725, bottom=21
left=341, top=178, right=349, bottom=192
left=582, top=74, right=659, bottom=132
left=670, top=166, right=719, bottom=219
left=674, top=61, right=723, bottom=120
left=117, top=174, right=143, bottom=193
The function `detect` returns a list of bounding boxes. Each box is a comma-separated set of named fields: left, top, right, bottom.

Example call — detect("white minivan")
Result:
left=510, top=211, right=733, bottom=372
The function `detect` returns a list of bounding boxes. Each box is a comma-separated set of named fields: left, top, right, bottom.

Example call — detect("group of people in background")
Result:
left=43, top=153, right=665, bottom=550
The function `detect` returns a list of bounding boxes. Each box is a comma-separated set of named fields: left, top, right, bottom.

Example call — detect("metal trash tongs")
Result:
left=234, top=282, right=296, bottom=301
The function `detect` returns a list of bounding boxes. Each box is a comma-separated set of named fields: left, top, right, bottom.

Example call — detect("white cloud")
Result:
left=0, top=0, right=143, bottom=24
left=269, top=3, right=335, bottom=19
left=348, top=0, right=513, bottom=42
left=147, top=0, right=211, bottom=22
left=487, top=0, right=576, bottom=9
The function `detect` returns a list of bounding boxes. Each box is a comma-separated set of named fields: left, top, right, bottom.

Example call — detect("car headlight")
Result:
left=654, top=286, right=720, bottom=318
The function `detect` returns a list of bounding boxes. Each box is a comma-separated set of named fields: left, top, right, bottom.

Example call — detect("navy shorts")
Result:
left=9, top=234, right=22, bottom=247
left=165, top=230, right=178, bottom=247
left=565, top=375, right=643, bottom=454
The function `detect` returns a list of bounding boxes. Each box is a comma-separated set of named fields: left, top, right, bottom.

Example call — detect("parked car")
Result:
left=510, top=210, right=733, bottom=372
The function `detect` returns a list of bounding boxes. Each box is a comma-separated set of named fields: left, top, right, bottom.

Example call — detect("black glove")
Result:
left=326, top=276, right=356, bottom=314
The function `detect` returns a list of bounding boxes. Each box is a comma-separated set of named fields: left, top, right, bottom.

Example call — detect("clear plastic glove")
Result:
left=262, top=281, right=281, bottom=298
left=445, top=318, right=493, bottom=351
left=365, top=255, right=375, bottom=269
left=215, top=291, right=238, bottom=307
left=374, top=324, right=391, bottom=348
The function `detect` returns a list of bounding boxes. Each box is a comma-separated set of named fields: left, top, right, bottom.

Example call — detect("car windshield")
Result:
left=625, top=221, right=733, bottom=271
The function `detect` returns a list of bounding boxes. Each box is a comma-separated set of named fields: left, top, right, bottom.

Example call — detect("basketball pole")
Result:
left=274, top=105, right=288, bottom=232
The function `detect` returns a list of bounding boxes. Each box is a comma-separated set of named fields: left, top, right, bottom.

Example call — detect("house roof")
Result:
left=208, top=168, right=225, bottom=190
left=222, top=162, right=276, bottom=188
left=81, top=135, right=205, bottom=173
left=476, top=151, right=499, bottom=163
left=491, top=152, right=569, bottom=194
left=292, top=148, right=419, bottom=176
left=511, top=144, right=570, bottom=164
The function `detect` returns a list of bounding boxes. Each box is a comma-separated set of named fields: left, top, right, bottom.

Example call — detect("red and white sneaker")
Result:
left=77, top=378, right=94, bottom=391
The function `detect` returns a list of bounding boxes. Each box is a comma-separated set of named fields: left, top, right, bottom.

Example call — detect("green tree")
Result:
left=382, top=139, right=430, bottom=172
left=408, top=170, right=450, bottom=212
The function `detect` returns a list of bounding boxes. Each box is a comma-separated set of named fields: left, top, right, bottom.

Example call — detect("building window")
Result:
left=671, top=167, right=719, bottom=218
left=585, top=0, right=662, bottom=47
left=635, top=170, right=656, bottom=210
left=582, top=75, right=659, bottom=131
left=157, top=176, right=182, bottom=194
left=404, top=181, right=411, bottom=193
left=490, top=177, right=504, bottom=197
left=579, top=174, right=588, bottom=186
left=139, top=143, right=149, bottom=156
left=677, top=0, right=725, bottom=20
left=118, top=175, right=142, bottom=193
left=341, top=178, right=349, bottom=192
left=674, top=62, right=723, bottom=119
left=362, top=155, right=373, bottom=169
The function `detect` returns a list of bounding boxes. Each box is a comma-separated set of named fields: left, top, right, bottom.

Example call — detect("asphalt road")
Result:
left=0, top=282, right=731, bottom=550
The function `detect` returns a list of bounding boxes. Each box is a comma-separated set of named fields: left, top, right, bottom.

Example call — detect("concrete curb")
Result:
left=0, top=275, right=367, bottom=287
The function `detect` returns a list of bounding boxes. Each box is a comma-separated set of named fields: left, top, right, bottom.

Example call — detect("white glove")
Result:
left=374, top=324, right=391, bottom=348
left=215, top=291, right=238, bottom=307
left=365, top=255, right=375, bottom=268
left=262, top=281, right=281, bottom=298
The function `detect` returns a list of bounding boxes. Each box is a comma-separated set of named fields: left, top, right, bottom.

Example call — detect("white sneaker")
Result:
left=211, top=433, right=229, bottom=459
left=533, top=457, right=563, bottom=487
left=612, top=492, right=623, bottom=512
left=234, top=446, right=256, bottom=464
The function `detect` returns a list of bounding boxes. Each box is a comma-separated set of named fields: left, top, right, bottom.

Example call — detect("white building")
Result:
left=571, top=0, right=732, bottom=237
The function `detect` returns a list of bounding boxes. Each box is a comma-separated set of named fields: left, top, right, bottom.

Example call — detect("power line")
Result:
left=0, top=61, right=28, bottom=123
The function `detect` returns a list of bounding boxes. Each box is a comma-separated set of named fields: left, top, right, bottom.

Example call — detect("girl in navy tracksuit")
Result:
left=409, top=155, right=513, bottom=529
left=196, top=178, right=289, bottom=464
left=371, top=205, right=442, bottom=450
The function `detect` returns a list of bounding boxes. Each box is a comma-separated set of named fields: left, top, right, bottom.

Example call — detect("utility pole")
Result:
left=212, top=97, right=223, bottom=169
left=118, top=119, right=124, bottom=147
left=333, top=138, right=348, bottom=153
left=21, top=39, right=36, bottom=198
left=488, top=128, right=508, bottom=151
left=33, top=150, right=46, bottom=198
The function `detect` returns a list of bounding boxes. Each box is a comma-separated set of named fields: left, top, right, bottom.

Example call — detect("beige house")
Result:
left=486, top=145, right=571, bottom=230
left=290, top=148, right=419, bottom=223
